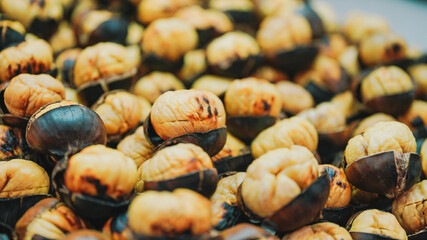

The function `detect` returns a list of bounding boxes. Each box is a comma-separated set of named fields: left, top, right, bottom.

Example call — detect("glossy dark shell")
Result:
left=88, top=18, right=128, bottom=46
left=269, top=45, right=319, bottom=74
left=226, top=116, right=277, bottom=144
left=297, top=4, right=325, bottom=39
left=209, top=55, right=262, bottom=79
left=236, top=184, right=263, bottom=222
left=0, top=26, right=25, bottom=51
left=214, top=202, right=243, bottom=231
left=0, top=194, right=50, bottom=228
left=28, top=17, right=59, bottom=39
left=0, top=222, right=14, bottom=240
left=224, top=10, right=257, bottom=27
left=196, top=27, right=215, bottom=48
left=321, top=205, right=354, bottom=227
left=317, top=122, right=357, bottom=163
left=345, top=151, right=422, bottom=198
left=144, top=168, right=218, bottom=198
left=26, top=103, right=107, bottom=160
left=144, top=53, right=184, bottom=73
left=144, top=113, right=227, bottom=156
left=214, top=151, right=253, bottom=174
left=103, top=212, right=129, bottom=240
left=409, top=230, right=427, bottom=240
left=350, top=232, right=399, bottom=240
left=215, top=223, right=278, bottom=240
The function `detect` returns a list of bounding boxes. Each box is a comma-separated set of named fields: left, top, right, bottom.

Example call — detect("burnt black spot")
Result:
left=196, top=97, right=203, bottom=110
left=214, top=108, right=218, bottom=116
left=207, top=105, right=213, bottom=118
left=336, top=180, right=342, bottom=186
left=341, top=183, right=346, bottom=189
left=84, top=176, right=108, bottom=196
left=262, top=100, right=271, bottom=112
left=203, top=97, right=209, bottom=104
left=4, top=129, right=18, bottom=149
left=214, top=202, right=242, bottom=231
left=392, top=43, right=401, bottom=53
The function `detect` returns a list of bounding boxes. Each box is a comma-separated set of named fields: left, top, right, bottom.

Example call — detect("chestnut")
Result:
left=177, top=49, right=208, bottom=87
left=0, top=125, right=31, bottom=160
left=55, top=48, right=82, bottom=85
left=352, top=66, right=415, bottom=116
left=346, top=209, right=407, bottom=240
left=191, top=75, right=232, bottom=100
left=52, top=144, right=137, bottom=227
left=344, top=121, right=421, bottom=198
left=145, top=89, right=226, bottom=156
left=275, top=81, right=314, bottom=116
left=344, top=12, right=389, bottom=44
left=211, top=172, right=246, bottom=230
left=398, top=100, right=427, bottom=139
left=128, top=189, right=211, bottom=239
left=136, top=143, right=218, bottom=198
left=209, top=0, right=257, bottom=33
left=224, top=77, right=282, bottom=143
left=0, top=20, right=25, bottom=51
left=49, top=22, right=77, bottom=55
left=252, top=65, right=289, bottom=83
left=408, top=56, right=427, bottom=99
left=339, top=46, right=361, bottom=78
left=136, top=0, right=197, bottom=26
left=15, top=198, right=86, bottom=240
left=0, top=0, right=63, bottom=39
left=251, top=116, right=318, bottom=159
left=237, top=146, right=330, bottom=232
left=212, top=133, right=252, bottom=174
left=319, top=33, right=349, bottom=60
left=117, top=126, right=155, bottom=168
left=92, top=91, right=151, bottom=145
left=73, top=42, right=140, bottom=106
left=134, top=71, right=185, bottom=104
left=283, top=222, right=352, bottom=240
left=26, top=100, right=107, bottom=160
left=352, top=113, right=395, bottom=137
left=141, top=18, right=198, bottom=72
left=0, top=39, right=53, bottom=83
left=62, top=230, right=109, bottom=240
left=0, top=159, right=50, bottom=227
left=206, top=32, right=262, bottom=78
left=216, top=223, right=278, bottom=240
left=103, top=212, right=132, bottom=240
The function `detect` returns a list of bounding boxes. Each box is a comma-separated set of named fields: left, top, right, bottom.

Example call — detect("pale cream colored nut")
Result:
left=421, top=141, right=427, bottom=179
left=344, top=11, right=389, bottom=44
left=211, top=172, right=246, bottom=226
left=361, top=66, right=413, bottom=101
left=352, top=113, right=395, bottom=137
left=177, top=49, right=207, bottom=84
left=345, top=121, right=416, bottom=165
left=126, top=22, right=144, bottom=45
left=64, top=145, right=138, bottom=199
left=252, top=65, right=289, bottom=83
left=49, top=22, right=77, bottom=54
left=338, top=46, right=360, bottom=78
left=212, top=133, right=246, bottom=162
left=117, top=126, right=155, bottom=168
left=398, top=100, right=427, bottom=131
left=137, top=0, right=197, bottom=25
left=251, top=116, right=318, bottom=159
left=242, top=145, right=318, bottom=217
left=75, top=10, right=112, bottom=45
left=175, top=6, right=233, bottom=34
left=311, top=1, right=337, bottom=33
left=392, top=180, right=427, bottom=235
left=209, top=0, right=254, bottom=11
left=349, top=209, right=407, bottom=240
left=276, top=81, right=314, bottom=115
left=283, top=222, right=352, bottom=240
left=150, top=89, right=225, bottom=140
left=134, top=71, right=185, bottom=103
left=141, top=18, right=198, bottom=61
left=4, top=73, right=65, bottom=118
left=225, top=77, right=282, bottom=117
left=319, top=165, right=351, bottom=208
left=330, top=91, right=364, bottom=119
left=408, top=64, right=427, bottom=95
left=319, top=33, right=348, bottom=59
left=359, top=32, right=407, bottom=67
left=0, top=159, right=49, bottom=198
left=297, top=102, right=346, bottom=133
left=128, top=189, right=211, bottom=236
left=191, top=75, right=232, bottom=97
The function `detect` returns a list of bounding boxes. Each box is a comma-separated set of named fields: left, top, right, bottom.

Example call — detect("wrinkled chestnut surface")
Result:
left=117, top=126, right=155, bottom=168
left=217, top=223, right=278, bottom=240
left=283, top=222, right=352, bottom=240
left=320, top=165, right=351, bottom=208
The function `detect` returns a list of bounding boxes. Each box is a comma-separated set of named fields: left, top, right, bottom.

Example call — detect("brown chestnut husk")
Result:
left=215, top=223, right=278, bottom=240
left=0, top=23, right=25, bottom=51
left=87, top=18, right=129, bottom=46
left=29, top=17, right=60, bottom=40
left=226, top=116, right=277, bottom=144
left=214, top=149, right=253, bottom=174
left=143, top=168, right=218, bottom=198
left=269, top=45, right=319, bottom=75
left=297, top=4, right=325, bottom=39
left=344, top=151, right=422, bottom=198
left=408, top=231, right=427, bottom=240
left=0, top=84, right=28, bottom=129
left=209, top=55, right=263, bottom=79
left=320, top=206, right=354, bottom=227
left=144, top=112, right=227, bottom=157
left=143, top=53, right=185, bottom=73
left=26, top=101, right=107, bottom=161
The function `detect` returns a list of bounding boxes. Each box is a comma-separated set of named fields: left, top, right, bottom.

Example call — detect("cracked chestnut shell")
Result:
left=0, top=20, right=25, bottom=51
left=15, top=198, right=86, bottom=240
left=103, top=212, right=131, bottom=240
left=283, top=222, right=352, bottom=240
left=216, top=223, right=278, bottom=240
left=55, top=48, right=82, bottom=85
left=344, top=121, right=421, bottom=198
left=145, top=89, right=226, bottom=156
left=52, top=144, right=137, bottom=227
left=352, top=66, right=415, bottom=116
left=136, top=143, right=218, bottom=198
left=128, top=189, right=211, bottom=240
left=26, top=100, right=107, bottom=160
left=0, top=222, right=14, bottom=240
left=206, top=32, right=262, bottom=78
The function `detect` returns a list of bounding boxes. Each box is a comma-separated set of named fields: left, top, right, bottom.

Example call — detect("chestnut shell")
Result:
left=408, top=231, right=427, bottom=240
left=209, top=55, right=263, bottom=79
left=320, top=206, right=354, bottom=227
left=268, top=45, right=319, bottom=75
left=0, top=222, right=13, bottom=240
left=344, top=151, right=421, bottom=198
left=143, top=168, right=218, bottom=198
left=87, top=18, right=128, bottom=46
left=0, top=26, right=25, bottom=51
left=28, top=17, right=59, bottom=39
left=144, top=113, right=227, bottom=157
left=350, top=232, right=399, bottom=240
left=143, top=54, right=184, bottom=73
left=214, top=150, right=253, bottom=174
left=226, top=116, right=277, bottom=144
left=297, top=4, right=325, bottom=39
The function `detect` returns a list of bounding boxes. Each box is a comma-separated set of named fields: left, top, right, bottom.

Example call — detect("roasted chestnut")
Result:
left=141, top=18, right=198, bottom=72
left=216, top=223, right=278, bottom=240
left=224, top=77, right=282, bottom=142
left=283, top=222, right=352, bottom=240
left=191, top=75, right=232, bottom=99
left=346, top=209, right=407, bottom=240
left=212, top=133, right=252, bottom=174
left=209, top=0, right=257, bottom=33
left=0, top=39, right=53, bottom=83
left=15, top=198, right=86, bottom=240
left=134, top=71, right=185, bottom=104
left=206, top=32, right=261, bottom=78
left=421, top=141, right=427, bottom=177
left=93, top=91, right=151, bottom=145
left=251, top=116, right=318, bottom=159
left=103, top=212, right=132, bottom=240
left=136, top=143, right=218, bottom=198
left=145, top=89, right=226, bottom=156
left=62, top=230, right=109, bottom=240
left=126, top=22, right=144, bottom=46
left=344, top=121, right=421, bottom=198
left=319, top=33, right=349, bottom=60
left=117, top=126, right=155, bottom=168
left=0, top=20, right=25, bottom=51
left=0, top=125, right=31, bottom=160
left=136, top=0, right=197, bottom=26
left=344, top=12, right=389, bottom=44
left=177, top=49, right=208, bottom=87
left=352, top=113, right=395, bottom=137
left=275, top=81, right=314, bottom=116
left=128, top=189, right=211, bottom=239
left=352, top=66, right=415, bottom=116
left=73, top=42, right=140, bottom=106
left=211, top=172, right=246, bottom=230
left=49, top=22, right=77, bottom=54
left=55, top=48, right=82, bottom=85
left=398, top=100, right=427, bottom=138
left=408, top=57, right=427, bottom=99
left=53, top=144, right=137, bottom=227
left=238, top=146, right=330, bottom=232
left=26, top=100, right=107, bottom=160
left=252, top=65, right=289, bottom=83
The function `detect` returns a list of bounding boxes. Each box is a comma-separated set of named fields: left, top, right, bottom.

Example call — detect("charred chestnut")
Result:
left=117, top=126, right=155, bottom=169
left=251, top=116, right=318, bottom=159
left=128, top=189, right=211, bottom=239
left=225, top=77, right=282, bottom=142
left=177, top=49, right=208, bottom=87
left=15, top=198, right=86, bottom=240
left=0, top=125, right=31, bottom=160
left=0, top=39, right=53, bottom=83
left=212, top=133, right=252, bottom=174
left=346, top=209, right=407, bottom=240
left=206, top=32, right=261, bottom=78
left=0, top=20, right=25, bottom=51
left=191, top=75, right=232, bottom=99
left=344, top=121, right=421, bottom=198
left=62, top=230, right=109, bottom=240
left=275, top=81, right=314, bottom=116
left=344, top=12, right=389, bottom=44
left=136, top=0, right=197, bottom=26
left=73, top=42, right=140, bottom=106
left=55, top=48, right=82, bottom=85
left=103, top=212, right=132, bottom=240
left=134, top=71, right=185, bottom=104
left=141, top=18, right=198, bottom=72
left=283, top=222, right=352, bottom=240
left=136, top=143, right=218, bottom=198
left=146, top=89, right=226, bottom=156
left=216, top=223, right=278, bottom=240
left=211, top=172, right=246, bottom=230
left=26, top=100, right=107, bottom=159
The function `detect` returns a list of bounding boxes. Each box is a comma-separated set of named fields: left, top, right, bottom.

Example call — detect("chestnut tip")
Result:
left=226, top=115, right=277, bottom=144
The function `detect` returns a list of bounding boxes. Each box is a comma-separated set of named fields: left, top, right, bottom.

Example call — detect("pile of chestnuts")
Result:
left=1, top=0, right=427, bottom=239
